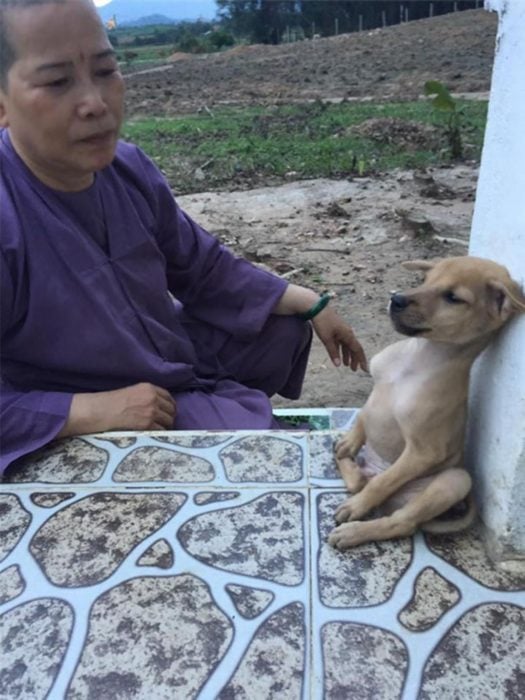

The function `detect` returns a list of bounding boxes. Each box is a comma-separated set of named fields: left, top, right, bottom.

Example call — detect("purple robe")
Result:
left=0, top=130, right=311, bottom=474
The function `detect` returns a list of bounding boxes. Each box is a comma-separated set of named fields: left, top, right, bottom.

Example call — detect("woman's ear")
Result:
left=0, top=90, right=9, bottom=128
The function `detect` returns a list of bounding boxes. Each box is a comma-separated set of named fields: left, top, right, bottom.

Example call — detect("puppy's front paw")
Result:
left=334, top=494, right=369, bottom=523
left=335, top=496, right=354, bottom=524
left=328, top=522, right=371, bottom=549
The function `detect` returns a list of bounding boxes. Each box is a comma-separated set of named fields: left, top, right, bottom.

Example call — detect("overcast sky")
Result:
left=94, top=0, right=217, bottom=9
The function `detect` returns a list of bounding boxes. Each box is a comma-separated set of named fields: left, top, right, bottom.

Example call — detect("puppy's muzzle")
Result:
left=389, top=293, right=410, bottom=314
left=389, top=293, right=429, bottom=336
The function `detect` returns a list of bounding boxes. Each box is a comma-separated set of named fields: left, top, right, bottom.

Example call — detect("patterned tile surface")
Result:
left=1, top=408, right=524, bottom=699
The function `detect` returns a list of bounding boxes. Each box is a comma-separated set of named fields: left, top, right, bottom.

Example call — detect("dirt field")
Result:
left=125, top=9, right=496, bottom=115
left=125, top=9, right=497, bottom=409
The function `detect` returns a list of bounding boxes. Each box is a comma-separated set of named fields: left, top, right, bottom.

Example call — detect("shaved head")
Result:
left=0, top=0, right=123, bottom=190
left=0, top=1, right=98, bottom=89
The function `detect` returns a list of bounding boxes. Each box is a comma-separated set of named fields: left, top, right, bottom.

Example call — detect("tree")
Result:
left=217, top=0, right=298, bottom=44
left=208, top=29, right=235, bottom=50
left=217, top=1, right=480, bottom=42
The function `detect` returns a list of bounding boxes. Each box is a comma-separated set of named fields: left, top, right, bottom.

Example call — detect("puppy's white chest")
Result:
left=370, top=340, right=422, bottom=384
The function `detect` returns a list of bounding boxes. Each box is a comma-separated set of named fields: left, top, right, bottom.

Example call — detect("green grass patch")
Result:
left=120, top=43, right=173, bottom=60
left=122, top=99, right=488, bottom=194
left=116, top=44, right=174, bottom=71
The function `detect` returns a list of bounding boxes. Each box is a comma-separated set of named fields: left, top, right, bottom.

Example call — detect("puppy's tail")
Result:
left=421, top=493, right=477, bottom=534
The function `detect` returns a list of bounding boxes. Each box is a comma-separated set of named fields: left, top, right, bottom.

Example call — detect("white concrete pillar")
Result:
left=468, top=0, right=525, bottom=563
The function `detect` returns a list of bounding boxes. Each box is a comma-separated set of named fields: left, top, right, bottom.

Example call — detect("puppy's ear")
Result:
left=402, top=259, right=437, bottom=271
left=486, top=279, right=525, bottom=321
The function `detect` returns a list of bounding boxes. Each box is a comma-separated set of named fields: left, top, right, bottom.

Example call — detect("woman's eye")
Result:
left=45, top=78, right=69, bottom=88
left=97, top=68, right=117, bottom=77
left=443, top=290, right=465, bottom=304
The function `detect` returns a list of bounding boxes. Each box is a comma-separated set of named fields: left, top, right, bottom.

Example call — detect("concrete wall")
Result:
left=468, top=0, right=525, bottom=563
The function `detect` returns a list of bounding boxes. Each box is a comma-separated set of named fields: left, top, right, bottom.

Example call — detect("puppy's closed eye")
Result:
left=443, top=290, right=466, bottom=304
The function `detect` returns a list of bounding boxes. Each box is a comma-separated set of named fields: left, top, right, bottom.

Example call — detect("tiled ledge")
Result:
left=1, top=409, right=524, bottom=699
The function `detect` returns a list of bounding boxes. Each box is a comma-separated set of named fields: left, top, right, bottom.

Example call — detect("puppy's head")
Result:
left=389, top=256, right=525, bottom=344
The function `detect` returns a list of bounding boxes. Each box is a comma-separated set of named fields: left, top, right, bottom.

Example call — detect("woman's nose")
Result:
left=77, top=83, right=108, bottom=119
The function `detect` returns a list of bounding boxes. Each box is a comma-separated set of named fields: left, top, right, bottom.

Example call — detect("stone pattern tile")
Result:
left=398, top=567, right=460, bottom=632
left=69, top=575, right=233, bottom=699
left=321, top=622, right=408, bottom=699
left=0, top=565, right=25, bottom=605
left=1, top=411, right=524, bottom=700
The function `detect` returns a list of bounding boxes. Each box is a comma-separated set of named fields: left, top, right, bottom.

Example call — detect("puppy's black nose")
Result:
left=390, top=293, right=409, bottom=311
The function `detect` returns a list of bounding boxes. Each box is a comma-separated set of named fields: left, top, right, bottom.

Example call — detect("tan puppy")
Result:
left=329, top=256, right=525, bottom=549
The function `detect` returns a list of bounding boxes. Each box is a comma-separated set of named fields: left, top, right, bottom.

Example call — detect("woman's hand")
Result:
left=273, top=283, right=368, bottom=372
left=57, top=383, right=177, bottom=438
left=312, top=305, right=368, bottom=371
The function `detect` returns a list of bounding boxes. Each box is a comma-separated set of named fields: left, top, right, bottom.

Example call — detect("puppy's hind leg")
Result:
left=336, top=455, right=368, bottom=494
left=335, top=414, right=367, bottom=493
left=329, top=468, right=472, bottom=549
left=336, top=413, right=366, bottom=459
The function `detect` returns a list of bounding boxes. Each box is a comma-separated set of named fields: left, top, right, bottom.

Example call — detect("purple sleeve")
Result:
left=0, top=251, right=73, bottom=475
left=0, top=382, right=73, bottom=475
left=161, top=204, right=288, bottom=339
left=123, top=146, right=288, bottom=340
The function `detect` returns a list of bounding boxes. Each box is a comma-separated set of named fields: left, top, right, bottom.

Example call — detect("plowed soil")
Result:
left=125, top=9, right=496, bottom=115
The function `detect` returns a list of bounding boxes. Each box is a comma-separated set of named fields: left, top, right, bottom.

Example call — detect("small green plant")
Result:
left=424, top=80, right=463, bottom=159
left=347, top=152, right=367, bottom=177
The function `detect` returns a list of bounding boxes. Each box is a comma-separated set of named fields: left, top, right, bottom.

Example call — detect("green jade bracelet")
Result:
left=297, top=291, right=335, bottom=321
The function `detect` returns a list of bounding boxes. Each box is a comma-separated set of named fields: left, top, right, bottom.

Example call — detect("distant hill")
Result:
left=98, top=0, right=217, bottom=25
left=119, top=14, right=177, bottom=27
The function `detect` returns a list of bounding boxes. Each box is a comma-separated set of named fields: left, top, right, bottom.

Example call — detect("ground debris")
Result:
left=395, top=207, right=439, bottom=238
left=350, top=117, right=442, bottom=152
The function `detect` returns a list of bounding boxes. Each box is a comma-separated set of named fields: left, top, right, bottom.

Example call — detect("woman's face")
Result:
left=0, top=0, right=125, bottom=191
